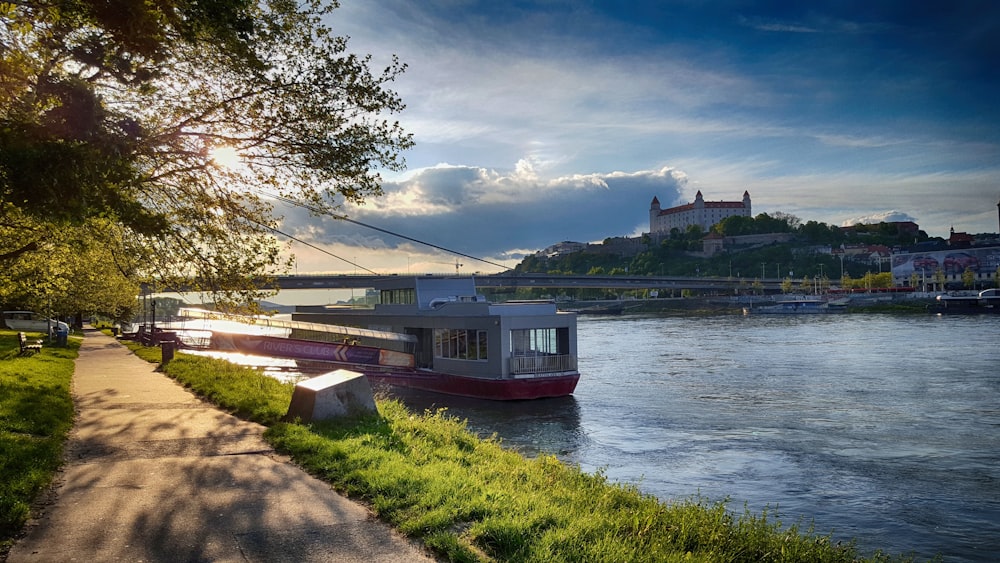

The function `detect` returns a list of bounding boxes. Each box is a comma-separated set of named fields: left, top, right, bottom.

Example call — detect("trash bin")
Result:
left=111, top=327, right=119, bottom=337
left=161, top=340, right=175, bottom=363
left=55, top=326, right=69, bottom=347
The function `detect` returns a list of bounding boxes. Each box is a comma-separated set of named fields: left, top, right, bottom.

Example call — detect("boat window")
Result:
left=510, top=328, right=569, bottom=357
left=434, top=329, right=488, bottom=361
left=379, top=288, right=415, bottom=305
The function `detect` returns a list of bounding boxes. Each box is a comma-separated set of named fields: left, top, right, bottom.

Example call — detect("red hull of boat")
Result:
left=364, top=369, right=580, bottom=401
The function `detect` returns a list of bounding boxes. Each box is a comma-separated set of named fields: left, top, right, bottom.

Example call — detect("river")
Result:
left=387, top=313, right=1000, bottom=562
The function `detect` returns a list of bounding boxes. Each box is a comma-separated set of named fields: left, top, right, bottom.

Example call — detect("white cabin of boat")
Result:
left=292, top=277, right=579, bottom=381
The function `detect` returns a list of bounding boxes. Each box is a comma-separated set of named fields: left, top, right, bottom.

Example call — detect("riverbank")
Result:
left=2, top=330, right=917, bottom=561
left=556, top=296, right=938, bottom=316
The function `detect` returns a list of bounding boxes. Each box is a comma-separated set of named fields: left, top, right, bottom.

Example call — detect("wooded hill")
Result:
left=514, top=214, right=934, bottom=282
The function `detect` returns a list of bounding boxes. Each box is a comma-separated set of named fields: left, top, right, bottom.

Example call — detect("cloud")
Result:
left=279, top=162, right=687, bottom=266
left=840, top=211, right=918, bottom=227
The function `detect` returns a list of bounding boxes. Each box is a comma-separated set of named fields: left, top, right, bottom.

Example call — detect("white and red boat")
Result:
left=176, top=277, right=580, bottom=400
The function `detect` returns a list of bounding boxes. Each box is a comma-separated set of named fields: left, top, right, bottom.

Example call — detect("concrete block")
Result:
left=284, top=370, right=377, bottom=422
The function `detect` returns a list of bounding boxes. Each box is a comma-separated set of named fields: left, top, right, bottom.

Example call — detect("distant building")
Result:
left=948, top=227, right=975, bottom=248
left=892, top=244, right=1000, bottom=290
left=535, top=241, right=587, bottom=258
left=649, top=191, right=751, bottom=236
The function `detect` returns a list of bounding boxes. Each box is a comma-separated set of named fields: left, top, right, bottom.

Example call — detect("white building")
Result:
left=649, top=190, right=751, bottom=235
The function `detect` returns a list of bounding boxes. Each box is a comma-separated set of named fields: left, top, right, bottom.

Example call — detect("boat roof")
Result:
left=373, top=276, right=482, bottom=309
left=177, top=307, right=417, bottom=344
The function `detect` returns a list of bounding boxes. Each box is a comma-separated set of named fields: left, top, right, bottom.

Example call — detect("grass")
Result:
left=160, top=354, right=295, bottom=424
left=264, top=405, right=905, bottom=562
left=0, top=330, right=77, bottom=554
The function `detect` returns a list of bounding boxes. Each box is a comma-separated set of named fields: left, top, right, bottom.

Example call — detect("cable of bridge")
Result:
left=256, top=222, right=379, bottom=275
left=262, top=191, right=509, bottom=272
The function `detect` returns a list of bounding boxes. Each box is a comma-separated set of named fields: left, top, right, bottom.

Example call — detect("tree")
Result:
left=933, top=268, right=946, bottom=292
left=798, top=220, right=844, bottom=245
left=799, top=276, right=812, bottom=293
left=962, top=267, right=976, bottom=289
left=781, top=277, right=793, bottom=294
left=859, top=272, right=892, bottom=290
left=771, top=211, right=801, bottom=230
left=1, top=0, right=413, bottom=310
left=0, top=214, right=140, bottom=321
left=713, top=215, right=755, bottom=236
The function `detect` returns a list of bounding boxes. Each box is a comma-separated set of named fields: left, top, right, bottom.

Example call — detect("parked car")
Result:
left=2, top=311, right=70, bottom=332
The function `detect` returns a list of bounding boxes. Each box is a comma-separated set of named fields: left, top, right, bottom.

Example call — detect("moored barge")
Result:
left=291, top=277, right=579, bottom=400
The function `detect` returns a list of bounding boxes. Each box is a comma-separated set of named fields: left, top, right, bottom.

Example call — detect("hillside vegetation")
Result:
left=516, top=215, right=928, bottom=283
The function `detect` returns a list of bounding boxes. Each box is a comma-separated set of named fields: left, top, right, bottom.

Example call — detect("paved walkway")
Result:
left=8, top=329, right=435, bottom=562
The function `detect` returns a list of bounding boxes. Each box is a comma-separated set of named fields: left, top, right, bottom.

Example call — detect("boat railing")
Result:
left=510, top=354, right=577, bottom=375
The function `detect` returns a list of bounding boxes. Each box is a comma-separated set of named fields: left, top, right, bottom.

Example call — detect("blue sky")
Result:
left=280, top=0, right=1000, bottom=274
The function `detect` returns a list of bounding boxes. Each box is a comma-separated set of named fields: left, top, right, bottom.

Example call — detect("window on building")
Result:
left=434, top=329, right=488, bottom=361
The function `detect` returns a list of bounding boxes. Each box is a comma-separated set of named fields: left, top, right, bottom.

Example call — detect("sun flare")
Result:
left=210, top=146, right=241, bottom=169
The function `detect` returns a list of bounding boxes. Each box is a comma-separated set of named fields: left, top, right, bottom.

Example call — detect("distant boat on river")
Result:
left=567, top=303, right=625, bottom=315
left=744, top=298, right=848, bottom=315
left=934, top=289, right=1000, bottom=314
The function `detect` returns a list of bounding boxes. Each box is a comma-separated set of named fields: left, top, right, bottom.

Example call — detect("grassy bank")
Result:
left=0, top=330, right=77, bottom=555
left=136, top=347, right=912, bottom=562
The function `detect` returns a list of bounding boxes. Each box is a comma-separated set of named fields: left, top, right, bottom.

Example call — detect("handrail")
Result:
left=510, top=354, right=577, bottom=375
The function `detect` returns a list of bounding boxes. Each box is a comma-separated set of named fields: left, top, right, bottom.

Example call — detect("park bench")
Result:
left=18, top=332, right=42, bottom=355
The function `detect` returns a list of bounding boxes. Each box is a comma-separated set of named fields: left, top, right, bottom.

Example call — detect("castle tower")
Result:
left=743, top=190, right=752, bottom=216
left=649, top=196, right=661, bottom=234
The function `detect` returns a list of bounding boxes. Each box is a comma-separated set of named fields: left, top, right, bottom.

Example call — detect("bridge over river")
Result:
left=268, top=273, right=791, bottom=293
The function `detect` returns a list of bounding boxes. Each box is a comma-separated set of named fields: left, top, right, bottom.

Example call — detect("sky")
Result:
left=277, top=0, right=1000, bottom=275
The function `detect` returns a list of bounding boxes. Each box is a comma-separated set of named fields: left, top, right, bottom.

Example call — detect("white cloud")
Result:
left=278, top=161, right=687, bottom=272
left=840, top=211, right=918, bottom=227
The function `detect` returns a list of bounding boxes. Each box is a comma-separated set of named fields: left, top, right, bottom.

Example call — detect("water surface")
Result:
left=395, top=313, right=1000, bottom=562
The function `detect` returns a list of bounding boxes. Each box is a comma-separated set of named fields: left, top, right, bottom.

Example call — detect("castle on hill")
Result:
left=649, top=190, right=751, bottom=235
